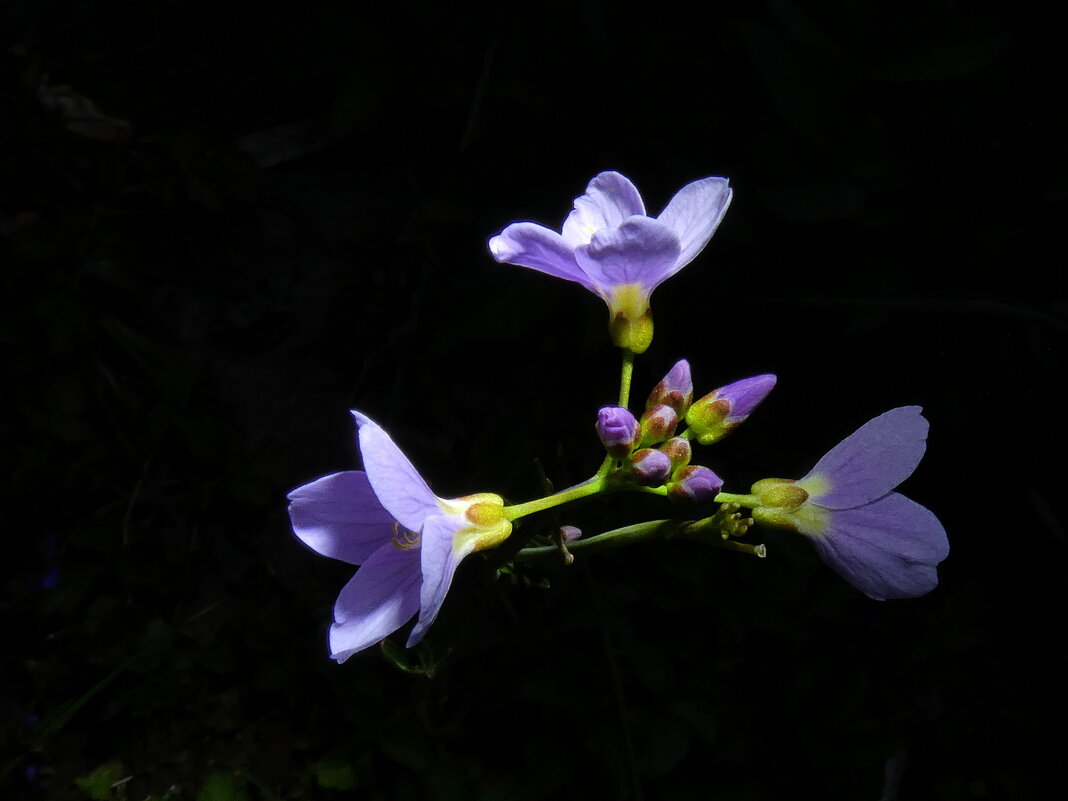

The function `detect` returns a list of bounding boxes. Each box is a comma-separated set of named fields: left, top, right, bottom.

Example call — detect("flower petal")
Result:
left=575, top=216, right=682, bottom=291
left=328, top=540, right=422, bottom=662
left=351, top=411, right=442, bottom=532
left=719, top=373, right=777, bottom=422
left=488, top=222, right=594, bottom=291
left=806, top=493, right=949, bottom=600
left=561, top=171, right=646, bottom=246
left=287, top=471, right=396, bottom=565
left=799, top=406, right=929, bottom=509
left=407, top=513, right=471, bottom=647
left=657, top=177, right=732, bottom=270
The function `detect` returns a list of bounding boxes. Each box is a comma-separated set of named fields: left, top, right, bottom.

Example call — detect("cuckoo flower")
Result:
left=749, top=407, right=948, bottom=600
left=287, top=412, right=511, bottom=662
left=488, top=171, right=732, bottom=353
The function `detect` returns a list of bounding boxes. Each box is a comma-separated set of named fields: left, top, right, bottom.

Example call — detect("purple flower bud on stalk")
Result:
left=596, top=406, right=640, bottom=458
left=629, top=448, right=673, bottom=486
left=639, top=404, right=678, bottom=446
left=659, top=436, right=692, bottom=470
left=560, top=525, right=582, bottom=543
left=646, top=359, right=693, bottom=416
left=685, top=374, right=777, bottom=445
left=667, top=465, right=724, bottom=502
left=750, top=406, right=949, bottom=600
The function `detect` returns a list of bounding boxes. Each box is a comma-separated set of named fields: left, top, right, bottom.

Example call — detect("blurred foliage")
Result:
left=2, top=0, right=1065, bottom=799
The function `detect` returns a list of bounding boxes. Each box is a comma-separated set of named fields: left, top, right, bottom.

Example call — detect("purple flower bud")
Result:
left=646, top=359, right=694, bottom=415
left=639, top=403, right=678, bottom=446
left=596, top=406, right=640, bottom=458
left=629, top=448, right=672, bottom=486
left=685, top=374, right=777, bottom=446
left=659, top=436, right=692, bottom=470
left=560, top=525, right=582, bottom=543
left=667, top=465, right=724, bottom=502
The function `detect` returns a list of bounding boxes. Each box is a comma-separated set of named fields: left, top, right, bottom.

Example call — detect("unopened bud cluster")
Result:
left=592, top=359, right=779, bottom=503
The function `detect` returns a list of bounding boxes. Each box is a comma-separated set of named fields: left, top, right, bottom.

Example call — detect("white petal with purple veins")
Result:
left=657, top=177, right=732, bottom=270
left=801, top=406, right=929, bottom=510
left=488, top=222, right=594, bottom=291
left=329, top=541, right=422, bottom=662
left=561, top=171, right=646, bottom=246
left=407, top=514, right=469, bottom=647
left=287, top=471, right=396, bottom=565
left=575, top=216, right=682, bottom=290
left=352, top=411, right=443, bottom=532
left=807, top=493, right=949, bottom=600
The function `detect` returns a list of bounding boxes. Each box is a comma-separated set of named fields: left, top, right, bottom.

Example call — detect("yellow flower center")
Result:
left=605, top=283, right=653, bottom=353
left=448, top=493, right=513, bottom=556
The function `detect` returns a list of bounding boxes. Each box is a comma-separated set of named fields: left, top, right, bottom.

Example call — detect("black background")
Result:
left=3, top=1, right=1065, bottom=799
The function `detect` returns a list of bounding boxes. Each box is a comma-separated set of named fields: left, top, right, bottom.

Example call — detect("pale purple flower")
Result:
left=488, top=171, right=732, bottom=353
left=750, top=407, right=949, bottom=600
left=686, top=374, right=777, bottom=445
left=287, top=411, right=511, bottom=662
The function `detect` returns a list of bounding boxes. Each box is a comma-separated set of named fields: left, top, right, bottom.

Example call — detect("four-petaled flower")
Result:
left=750, top=406, right=949, bottom=600
left=287, top=411, right=511, bottom=662
left=488, top=171, right=732, bottom=353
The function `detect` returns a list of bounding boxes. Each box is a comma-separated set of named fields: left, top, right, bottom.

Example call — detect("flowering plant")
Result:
left=288, top=170, right=948, bottom=661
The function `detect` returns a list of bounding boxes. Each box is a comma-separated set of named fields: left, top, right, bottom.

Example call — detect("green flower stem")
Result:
left=637, top=485, right=668, bottom=497
left=618, top=349, right=635, bottom=408
left=504, top=465, right=675, bottom=522
left=713, top=491, right=760, bottom=507
left=514, top=514, right=767, bottom=564
left=515, top=518, right=683, bottom=562
left=504, top=475, right=610, bottom=521
left=594, top=454, right=615, bottom=479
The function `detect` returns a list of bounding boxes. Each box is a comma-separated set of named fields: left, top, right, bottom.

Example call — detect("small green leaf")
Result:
left=380, top=639, right=421, bottom=674
left=313, top=755, right=357, bottom=790
left=74, top=761, right=124, bottom=801
left=196, top=772, right=248, bottom=801
left=381, top=731, right=434, bottom=771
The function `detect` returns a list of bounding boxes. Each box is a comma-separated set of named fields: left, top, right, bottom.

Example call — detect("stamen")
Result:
left=390, top=522, right=421, bottom=550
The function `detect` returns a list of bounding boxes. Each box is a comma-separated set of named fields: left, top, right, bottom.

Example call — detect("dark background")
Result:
left=3, top=0, right=1065, bottom=799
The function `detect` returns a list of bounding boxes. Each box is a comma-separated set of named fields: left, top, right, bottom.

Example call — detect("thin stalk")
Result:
left=504, top=475, right=608, bottom=521
left=618, top=349, right=635, bottom=408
